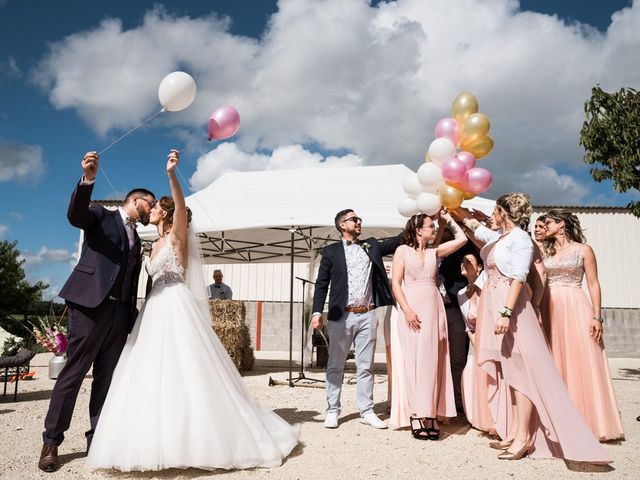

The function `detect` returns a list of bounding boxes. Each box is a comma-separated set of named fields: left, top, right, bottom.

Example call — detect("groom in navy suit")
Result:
left=38, top=151, right=155, bottom=472
left=311, top=209, right=402, bottom=429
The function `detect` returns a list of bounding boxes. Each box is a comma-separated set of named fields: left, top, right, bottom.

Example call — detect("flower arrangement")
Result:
left=361, top=241, right=371, bottom=252
left=32, top=316, right=69, bottom=355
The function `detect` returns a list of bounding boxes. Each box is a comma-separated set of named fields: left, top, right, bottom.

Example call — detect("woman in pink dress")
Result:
left=389, top=211, right=466, bottom=439
left=542, top=209, right=624, bottom=441
left=458, top=193, right=610, bottom=463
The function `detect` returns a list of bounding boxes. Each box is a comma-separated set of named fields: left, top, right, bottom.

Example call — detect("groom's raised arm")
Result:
left=68, top=151, right=100, bottom=229
left=379, top=233, right=403, bottom=257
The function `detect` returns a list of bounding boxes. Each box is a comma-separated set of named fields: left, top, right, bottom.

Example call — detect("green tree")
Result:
left=580, top=86, right=640, bottom=217
left=0, top=240, right=47, bottom=338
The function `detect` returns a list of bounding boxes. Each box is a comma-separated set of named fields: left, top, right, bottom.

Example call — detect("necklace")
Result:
left=555, top=241, right=574, bottom=251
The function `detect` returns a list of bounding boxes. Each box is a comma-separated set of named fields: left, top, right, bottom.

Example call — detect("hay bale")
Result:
left=209, top=300, right=254, bottom=371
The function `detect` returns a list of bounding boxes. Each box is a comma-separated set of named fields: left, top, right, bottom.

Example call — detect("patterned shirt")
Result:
left=343, top=239, right=373, bottom=307
left=208, top=282, right=233, bottom=300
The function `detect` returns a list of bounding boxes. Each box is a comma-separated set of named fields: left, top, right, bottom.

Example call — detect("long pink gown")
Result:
left=390, top=246, right=456, bottom=429
left=542, top=245, right=624, bottom=441
left=476, top=244, right=611, bottom=463
left=460, top=296, right=510, bottom=436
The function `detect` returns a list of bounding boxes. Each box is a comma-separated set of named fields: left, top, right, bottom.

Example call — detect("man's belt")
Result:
left=345, top=305, right=375, bottom=314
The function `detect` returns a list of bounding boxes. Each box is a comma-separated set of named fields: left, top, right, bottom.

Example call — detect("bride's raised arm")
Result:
left=166, top=150, right=189, bottom=262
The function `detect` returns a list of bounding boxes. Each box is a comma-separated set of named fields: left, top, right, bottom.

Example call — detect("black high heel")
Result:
left=424, top=417, right=440, bottom=441
left=409, top=416, right=430, bottom=441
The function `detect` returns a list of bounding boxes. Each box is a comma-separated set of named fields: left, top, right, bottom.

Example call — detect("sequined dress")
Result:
left=88, top=237, right=299, bottom=471
left=542, top=245, right=624, bottom=441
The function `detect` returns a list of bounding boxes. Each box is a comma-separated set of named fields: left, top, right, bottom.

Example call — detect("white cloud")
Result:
left=0, top=56, right=20, bottom=80
left=20, top=246, right=77, bottom=267
left=0, top=223, right=9, bottom=239
left=0, top=141, right=46, bottom=184
left=32, top=0, right=640, bottom=204
left=190, top=142, right=362, bottom=190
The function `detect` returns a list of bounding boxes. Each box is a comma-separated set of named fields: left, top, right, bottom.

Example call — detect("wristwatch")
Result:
left=498, top=306, right=513, bottom=318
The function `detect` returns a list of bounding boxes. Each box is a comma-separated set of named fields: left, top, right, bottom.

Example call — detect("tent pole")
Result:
left=288, top=227, right=294, bottom=387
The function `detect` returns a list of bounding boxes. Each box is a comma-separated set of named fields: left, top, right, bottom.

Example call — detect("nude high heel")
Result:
left=489, top=439, right=513, bottom=450
left=497, top=440, right=532, bottom=460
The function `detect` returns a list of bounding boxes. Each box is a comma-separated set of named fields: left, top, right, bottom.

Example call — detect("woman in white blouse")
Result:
left=455, top=193, right=610, bottom=464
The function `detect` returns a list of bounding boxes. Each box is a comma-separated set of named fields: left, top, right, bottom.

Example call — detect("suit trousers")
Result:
left=43, top=300, right=131, bottom=445
left=445, top=306, right=469, bottom=413
left=326, top=310, right=378, bottom=416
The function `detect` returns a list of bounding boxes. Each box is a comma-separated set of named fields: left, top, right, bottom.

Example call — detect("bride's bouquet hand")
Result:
left=167, top=149, right=180, bottom=174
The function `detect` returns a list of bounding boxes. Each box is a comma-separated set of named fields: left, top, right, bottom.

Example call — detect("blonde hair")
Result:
left=496, top=193, right=532, bottom=231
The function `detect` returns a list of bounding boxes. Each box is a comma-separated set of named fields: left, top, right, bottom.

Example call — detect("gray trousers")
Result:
left=326, top=310, right=378, bottom=416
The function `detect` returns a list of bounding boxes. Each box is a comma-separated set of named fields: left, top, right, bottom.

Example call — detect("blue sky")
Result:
left=0, top=0, right=637, bottom=299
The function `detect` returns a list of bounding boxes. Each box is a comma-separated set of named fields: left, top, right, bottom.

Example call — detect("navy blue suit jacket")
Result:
left=312, top=235, right=402, bottom=321
left=58, top=183, right=142, bottom=321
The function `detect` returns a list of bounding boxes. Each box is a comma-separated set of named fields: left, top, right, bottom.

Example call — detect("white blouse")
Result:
left=475, top=225, right=533, bottom=283
left=457, top=270, right=487, bottom=332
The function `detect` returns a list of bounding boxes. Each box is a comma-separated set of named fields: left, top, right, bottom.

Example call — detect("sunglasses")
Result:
left=342, top=216, right=362, bottom=224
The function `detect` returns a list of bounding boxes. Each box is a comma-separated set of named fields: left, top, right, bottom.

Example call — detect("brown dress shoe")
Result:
left=38, top=443, right=60, bottom=472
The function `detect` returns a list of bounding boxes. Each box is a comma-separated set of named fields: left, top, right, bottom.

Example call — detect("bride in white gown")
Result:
left=87, top=150, right=299, bottom=471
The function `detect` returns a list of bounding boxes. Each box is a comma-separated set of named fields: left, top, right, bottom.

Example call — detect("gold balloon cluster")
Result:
left=452, top=93, right=494, bottom=159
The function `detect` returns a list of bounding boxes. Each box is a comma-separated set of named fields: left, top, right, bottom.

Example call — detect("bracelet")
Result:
left=593, top=316, right=604, bottom=323
left=498, top=306, right=512, bottom=318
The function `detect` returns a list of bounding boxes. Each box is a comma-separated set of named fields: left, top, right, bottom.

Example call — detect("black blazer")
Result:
left=312, top=235, right=402, bottom=321
left=58, top=183, right=142, bottom=319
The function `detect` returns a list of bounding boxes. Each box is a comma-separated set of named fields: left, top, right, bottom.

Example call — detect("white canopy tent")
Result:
left=136, top=164, right=495, bottom=384
left=138, top=164, right=495, bottom=261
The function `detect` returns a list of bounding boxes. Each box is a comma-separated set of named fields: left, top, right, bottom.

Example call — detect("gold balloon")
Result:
left=463, top=190, right=476, bottom=200
left=452, top=92, right=479, bottom=125
left=439, top=184, right=464, bottom=210
left=425, top=151, right=432, bottom=163
left=464, top=135, right=494, bottom=159
left=460, top=113, right=490, bottom=147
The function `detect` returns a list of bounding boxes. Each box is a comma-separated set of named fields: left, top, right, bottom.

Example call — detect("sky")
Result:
left=0, top=0, right=638, bottom=299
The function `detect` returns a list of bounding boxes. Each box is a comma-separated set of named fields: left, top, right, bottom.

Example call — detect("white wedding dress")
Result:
left=87, top=234, right=299, bottom=471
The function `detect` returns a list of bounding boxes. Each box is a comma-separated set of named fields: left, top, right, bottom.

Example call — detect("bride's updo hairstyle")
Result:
left=495, top=193, right=532, bottom=231
left=543, top=209, right=586, bottom=256
left=159, top=196, right=192, bottom=232
left=402, top=213, right=429, bottom=249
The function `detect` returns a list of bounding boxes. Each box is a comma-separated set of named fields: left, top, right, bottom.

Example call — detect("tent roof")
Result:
left=138, top=164, right=495, bottom=263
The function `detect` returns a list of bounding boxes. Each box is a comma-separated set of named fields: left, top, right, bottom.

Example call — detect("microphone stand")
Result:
left=292, top=276, right=324, bottom=384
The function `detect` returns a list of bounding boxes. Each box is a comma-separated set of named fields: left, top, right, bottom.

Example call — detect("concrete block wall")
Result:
left=244, top=302, right=391, bottom=356
left=602, top=308, right=640, bottom=358
left=240, top=302, right=639, bottom=359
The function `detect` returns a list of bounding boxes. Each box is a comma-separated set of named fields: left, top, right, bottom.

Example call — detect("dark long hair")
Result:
left=401, top=213, right=428, bottom=249
left=543, top=209, right=586, bottom=256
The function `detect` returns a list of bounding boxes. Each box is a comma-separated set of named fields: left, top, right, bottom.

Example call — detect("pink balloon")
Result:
left=440, top=158, right=468, bottom=184
left=434, top=117, right=461, bottom=146
left=208, top=106, right=240, bottom=140
left=466, top=167, right=493, bottom=193
left=455, top=151, right=476, bottom=170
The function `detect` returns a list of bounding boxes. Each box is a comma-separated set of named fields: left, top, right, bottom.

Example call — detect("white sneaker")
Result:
left=360, top=412, right=388, bottom=429
left=324, top=411, right=339, bottom=429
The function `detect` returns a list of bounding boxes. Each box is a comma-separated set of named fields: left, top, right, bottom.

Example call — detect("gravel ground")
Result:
left=1, top=354, right=638, bottom=480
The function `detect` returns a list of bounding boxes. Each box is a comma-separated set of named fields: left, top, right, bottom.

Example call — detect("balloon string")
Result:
left=176, top=166, right=219, bottom=234
left=100, top=169, right=125, bottom=206
left=98, top=108, right=166, bottom=155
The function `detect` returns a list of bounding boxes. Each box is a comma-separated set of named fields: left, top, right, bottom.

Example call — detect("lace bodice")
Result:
left=146, top=237, right=185, bottom=288
left=544, top=246, right=584, bottom=288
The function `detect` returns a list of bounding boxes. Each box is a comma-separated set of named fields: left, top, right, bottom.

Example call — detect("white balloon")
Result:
left=416, top=192, right=442, bottom=216
left=417, top=163, right=444, bottom=193
left=402, top=173, right=423, bottom=199
left=428, top=137, right=456, bottom=166
left=158, top=71, right=197, bottom=112
left=397, top=197, right=419, bottom=217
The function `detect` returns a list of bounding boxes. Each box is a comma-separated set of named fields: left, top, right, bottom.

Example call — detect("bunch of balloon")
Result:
left=397, top=92, right=494, bottom=218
